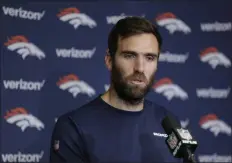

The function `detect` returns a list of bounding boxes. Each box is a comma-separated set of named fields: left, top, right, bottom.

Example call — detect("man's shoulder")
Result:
left=56, top=96, right=103, bottom=125
left=145, top=99, right=168, bottom=113
left=144, top=99, right=179, bottom=121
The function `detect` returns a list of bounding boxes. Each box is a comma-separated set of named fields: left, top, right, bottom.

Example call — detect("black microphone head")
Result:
left=161, top=115, right=198, bottom=159
left=162, top=115, right=181, bottom=135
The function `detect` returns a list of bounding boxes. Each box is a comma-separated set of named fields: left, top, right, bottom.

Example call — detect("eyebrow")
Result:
left=120, top=50, right=159, bottom=57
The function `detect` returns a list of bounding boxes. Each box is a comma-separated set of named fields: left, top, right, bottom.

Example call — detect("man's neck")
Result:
left=101, top=87, right=144, bottom=112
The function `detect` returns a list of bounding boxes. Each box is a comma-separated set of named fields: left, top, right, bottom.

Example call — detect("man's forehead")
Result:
left=120, top=50, right=159, bottom=57
left=117, top=34, right=159, bottom=52
left=118, top=44, right=159, bottom=55
left=118, top=33, right=158, bottom=42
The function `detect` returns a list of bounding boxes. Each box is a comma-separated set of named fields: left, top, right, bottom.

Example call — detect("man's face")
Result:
left=111, top=33, right=159, bottom=104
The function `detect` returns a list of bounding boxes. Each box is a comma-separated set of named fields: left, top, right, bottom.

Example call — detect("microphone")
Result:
left=162, top=115, right=198, bottom=163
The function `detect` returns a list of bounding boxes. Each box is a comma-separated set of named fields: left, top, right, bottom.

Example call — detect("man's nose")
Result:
left=134, top=56, right=144, bottom=73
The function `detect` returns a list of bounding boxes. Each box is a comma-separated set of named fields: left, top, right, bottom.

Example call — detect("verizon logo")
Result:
left=1, top=151, right=44, bottom=162
left=201, top=22, right=232, bottom=32
left=159, top=51, right=189, bottom=63
left=56, top=47, right=96, bottom=59
left=3, top=79, right=45, bottom=91
left=196, top=87, right=230, bottom=99
left=2, top=6, right=45, bottom=21
left=198, top=153, right=232, bottom=162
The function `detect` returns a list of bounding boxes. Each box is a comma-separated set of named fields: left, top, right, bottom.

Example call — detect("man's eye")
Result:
left=146, top=55, right=156, bottom=61
left=124, top=54, right=135, bottom=58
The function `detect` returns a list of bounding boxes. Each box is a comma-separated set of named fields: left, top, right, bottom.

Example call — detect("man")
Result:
left=50, top=16, right=181, bottom=163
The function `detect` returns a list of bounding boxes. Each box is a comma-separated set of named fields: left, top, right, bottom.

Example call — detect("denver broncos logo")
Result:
left=155, top=12, right=191, bottom=34
left=57, top=7, right=97, bottom=29
left=104, top=84, right=110, bottom=91
left=200, top=47, right=231, bottom=69
left=153, top=78, right=188, bottom=101
left=180, top=118, right=190, bottom=128
left=57, top=74, right=95, bottom=97
left=4, top=35, right=46, bottom=60
left=199, top=113, right=231, bottom=137
left=4, top=107, right=45, bottom=132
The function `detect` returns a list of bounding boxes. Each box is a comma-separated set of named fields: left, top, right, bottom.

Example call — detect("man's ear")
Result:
left=105, top=49, right=112, bottom=71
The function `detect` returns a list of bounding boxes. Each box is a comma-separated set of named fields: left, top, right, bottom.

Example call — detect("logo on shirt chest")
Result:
left=153, top=132, right=168, bottom=138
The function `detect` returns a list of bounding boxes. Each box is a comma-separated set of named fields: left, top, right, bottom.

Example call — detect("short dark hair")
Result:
left=107, top=16, right=162, bottom=57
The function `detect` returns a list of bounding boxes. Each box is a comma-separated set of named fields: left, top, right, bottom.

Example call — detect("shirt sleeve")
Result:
left=49, top=115, right=89, bottom=163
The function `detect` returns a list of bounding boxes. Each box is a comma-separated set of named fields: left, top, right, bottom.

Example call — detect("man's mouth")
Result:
left=130, top=79, right=146, bottom=85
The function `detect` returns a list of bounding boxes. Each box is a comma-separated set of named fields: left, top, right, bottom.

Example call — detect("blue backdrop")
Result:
left=1, top=1, right=232, bottom=162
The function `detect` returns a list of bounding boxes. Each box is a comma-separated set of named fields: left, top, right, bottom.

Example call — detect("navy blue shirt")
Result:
left=50, top=96, right=182, bottom=163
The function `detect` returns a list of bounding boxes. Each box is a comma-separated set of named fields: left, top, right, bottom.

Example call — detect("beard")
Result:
left=111, top=61, right=155, bottom=105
